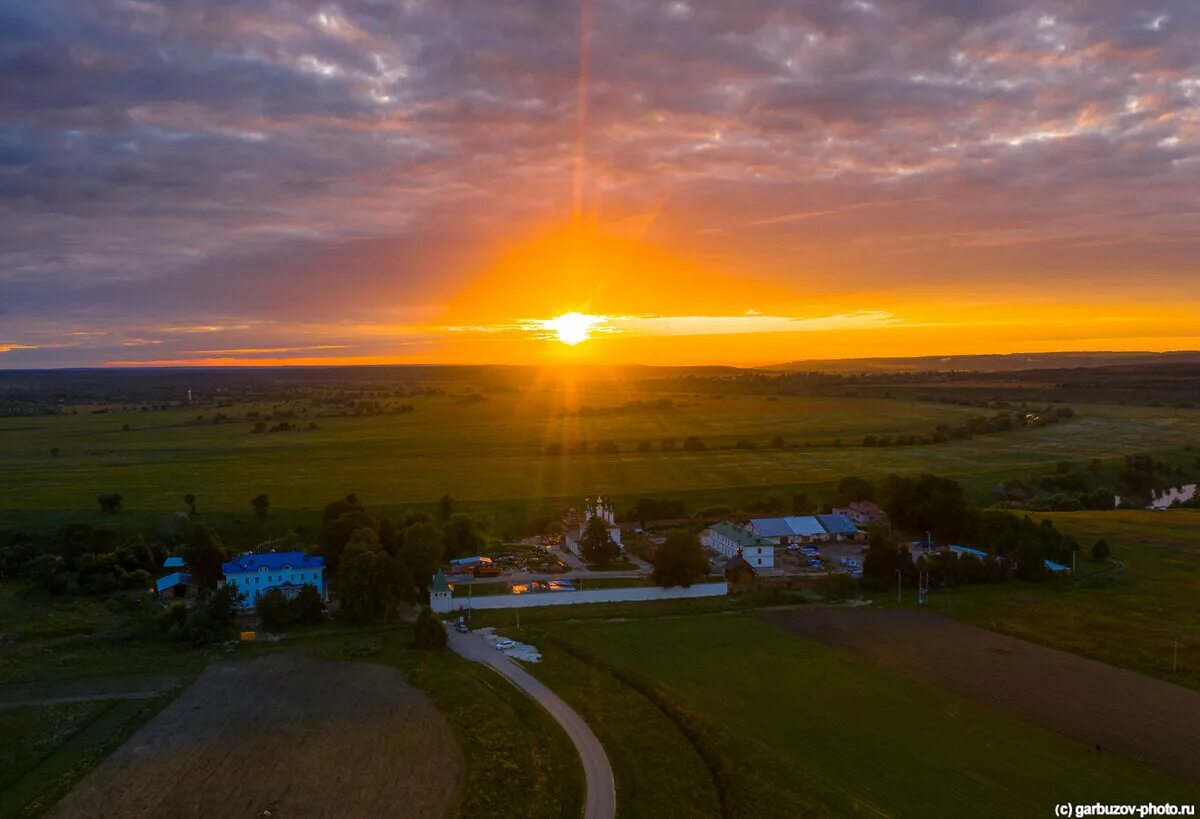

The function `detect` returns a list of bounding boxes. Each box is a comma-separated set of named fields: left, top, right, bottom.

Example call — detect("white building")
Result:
left=221, top=551, right=327, bottom=609
left=564, top=496, right=623, bottom=557
left=430, top=568, right=453, bottom=613
left=707, top=522, right=775, bottom=568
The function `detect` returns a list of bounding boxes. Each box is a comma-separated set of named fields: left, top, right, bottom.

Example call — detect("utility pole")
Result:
left=1173, top=637, right=1179, bottom=674
left=896, top=569, right=902, bottom=604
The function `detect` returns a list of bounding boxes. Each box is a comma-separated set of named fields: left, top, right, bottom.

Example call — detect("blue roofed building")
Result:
left=816, top=514, right=862, bottom=541
left=162, top=555, right=185, bottom=570
left=156, top=571, right=198, bottom=599
left=221, top=551, right=327, bottom=608
left=747, top=515, right=823, bottom=544
left=1044, top=559, right=1071, bottom=573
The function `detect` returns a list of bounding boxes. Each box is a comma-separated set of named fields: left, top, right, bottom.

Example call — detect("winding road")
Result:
left=447, top=630, right=616, bottom=819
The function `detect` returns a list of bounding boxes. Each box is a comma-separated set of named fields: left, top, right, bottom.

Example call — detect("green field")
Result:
left=912, top=510, right=1200, bottom=689
left=533, top=613, right=1198, bottom=818
left=2, top=391, right=1197, bottom=533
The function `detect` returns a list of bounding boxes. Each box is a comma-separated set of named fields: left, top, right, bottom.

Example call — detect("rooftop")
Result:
left=711, top=521, right=774, bottom=549
left=222, top=551, right=324, bottom=574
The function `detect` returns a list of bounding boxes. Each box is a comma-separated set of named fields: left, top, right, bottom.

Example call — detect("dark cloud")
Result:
left=1, top=0, right=1198, bottom=364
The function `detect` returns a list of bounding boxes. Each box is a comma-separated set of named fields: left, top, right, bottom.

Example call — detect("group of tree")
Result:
left=255, top=584, right=325, bottom=631
left=317, top=493, right=493, bottom=622
left=159, top=586, right=243, bottom=644
left=650, top=530, right=708, bottom=588
left=861, top=407, right=1075, bottom=449
left=1, top=523, right=168, bottom=595
left=545, top=435, right=708, bottom=456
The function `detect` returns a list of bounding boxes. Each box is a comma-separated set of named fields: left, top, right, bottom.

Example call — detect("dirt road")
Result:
left=47, top=652, right=461, bottom=818
left=766, top=607, right=1200, bottom=785
left=448, top=629, right=615, bottom=819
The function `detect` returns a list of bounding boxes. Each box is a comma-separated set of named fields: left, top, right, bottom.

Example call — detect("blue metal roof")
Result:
left=222, top=551, right=324, bottom=574
left=748, top=518, right=796, bottom=538
left=156, top=572, right=192, bottom=593
left=784, top=516, right=828, bottom=536
left=817, top=514, right=859, bottom=535
left=950, top=545, right=989, bottom=559
left=162, top=556, right=185, bottom=569
left=1044, top=559, right=1070, bottom=572
left=749, top=516, right=828, bottom=538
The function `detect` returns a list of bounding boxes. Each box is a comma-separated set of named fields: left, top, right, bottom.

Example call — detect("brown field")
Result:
left=47, top=652, right=461, bottom=818
left=765, top=607, right=1200, bottom=787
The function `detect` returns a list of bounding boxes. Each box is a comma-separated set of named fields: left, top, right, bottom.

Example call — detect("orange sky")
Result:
left=3, top=1, right=1199, bottom=368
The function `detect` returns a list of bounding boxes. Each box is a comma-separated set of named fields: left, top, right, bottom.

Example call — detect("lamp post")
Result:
left=896, top=569, right=902, bottom=604
left=926, top=530, right=932, bottom=550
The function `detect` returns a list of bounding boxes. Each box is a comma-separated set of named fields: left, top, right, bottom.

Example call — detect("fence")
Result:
left=442, top=581, right=728, bottom=611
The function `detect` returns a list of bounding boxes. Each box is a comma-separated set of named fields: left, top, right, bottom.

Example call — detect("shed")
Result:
left=156, top=571, right=198, bottom=599
left=723, top=553, right=757, bottom=590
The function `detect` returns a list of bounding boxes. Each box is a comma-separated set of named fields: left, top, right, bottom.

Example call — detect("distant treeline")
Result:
left=559, top=398, right=678, bottom=417
left=862, top=406, right=1075, bottom=448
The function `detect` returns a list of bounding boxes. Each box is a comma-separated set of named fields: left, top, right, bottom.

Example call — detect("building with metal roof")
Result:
left=708, top=522, right=776, bottom=568
left=162, top=555, right=185, bottom=570
left=816, top=514, right=860, bottom=538
left=221, top=551, right=326, bottom=608
left=155, top=571, right=197, bottom=599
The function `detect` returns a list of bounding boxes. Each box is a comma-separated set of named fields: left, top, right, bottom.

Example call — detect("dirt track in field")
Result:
left=765, top=607, right=1200, bottom=786
left=47, top=652, right=461, bottom=818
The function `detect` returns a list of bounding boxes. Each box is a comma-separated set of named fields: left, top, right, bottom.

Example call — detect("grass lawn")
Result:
left=537, top=613, right=1199, bottom=818
left=911, top=509, right=1200, bottom=690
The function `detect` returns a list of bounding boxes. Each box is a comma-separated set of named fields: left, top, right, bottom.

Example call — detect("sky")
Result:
left=1, top=0, right=1198, bottom=368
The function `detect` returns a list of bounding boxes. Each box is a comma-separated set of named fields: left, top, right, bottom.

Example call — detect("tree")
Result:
left=338, top=546, right=410, bottom=622
left=250, top=493, right=270, bottom=517
left=439, top=494, right=455, bottom=521
left=650, top=530, right=707, bottom=587
left=182, top=524, right=226, bottom=589
left=256, top=588, right=295, bottom=631
left=401, top=521, right=445, bottom=596
left=443, top=513, right=483, bottom=560
left=49, top=447, right=60, bottom=457
left=293, top=583, right=325, bottom=625
left=97, top=493, right=123, bottom=514
left=579, top=515, right=620, bottom=564
left=682, top=436, right=706, bottom=452
left=413, top=606, right=447, bottom=651
left=184, top=493, right=197, bottom=515
left=836, top=476, right=875, bottom=505
left=1092, top=539, right=1111, bottom=560
left=771, top=435, right=786, bottom=449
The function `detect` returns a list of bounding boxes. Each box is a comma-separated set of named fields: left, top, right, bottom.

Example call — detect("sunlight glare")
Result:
left=545, top=312, right=602, bottom=346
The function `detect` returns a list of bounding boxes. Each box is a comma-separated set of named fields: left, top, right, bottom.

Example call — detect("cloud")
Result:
left=1, top=0, right=1198, bottom=365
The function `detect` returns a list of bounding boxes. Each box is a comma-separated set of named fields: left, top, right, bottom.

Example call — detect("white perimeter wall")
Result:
left=448, top=581, right=728, bottom=611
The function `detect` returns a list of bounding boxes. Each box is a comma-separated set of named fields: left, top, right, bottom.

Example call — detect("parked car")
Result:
left=495, top=639, right=515, bottom=650
left=455, top=619, right=468, bottom=633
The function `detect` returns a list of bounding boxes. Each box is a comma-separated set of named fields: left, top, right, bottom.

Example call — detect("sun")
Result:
left=544, top=312, right=602, bottom=346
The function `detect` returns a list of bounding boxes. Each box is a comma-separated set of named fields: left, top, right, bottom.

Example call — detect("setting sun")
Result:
left=544, top=312, right=603, bottom=346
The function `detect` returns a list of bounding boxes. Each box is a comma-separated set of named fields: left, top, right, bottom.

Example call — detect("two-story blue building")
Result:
left=221, top=551, right=327, bottom=608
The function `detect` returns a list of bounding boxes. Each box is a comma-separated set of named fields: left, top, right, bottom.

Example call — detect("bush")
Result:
left=293, top=583, right=325, bottom=625
left=1092, top=539, right=1111, bottom=560
left=818, top=572, right=859, bottom=602
left=413, top=606, right=447, bottom=651
left=256, top=588, right=295, bottom=631
left=682, top=436, right=706, bottom=452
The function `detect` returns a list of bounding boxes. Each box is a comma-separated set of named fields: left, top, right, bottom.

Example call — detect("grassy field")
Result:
left=2, top=391, right=1197, bottom=531
left=518, top=642, right=721, bottom=819
left=0, top=585, right=583, bottom=819
left=534, top=613, right=1199, bottom=818
left=910, top=509, right=1200, bottom=690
